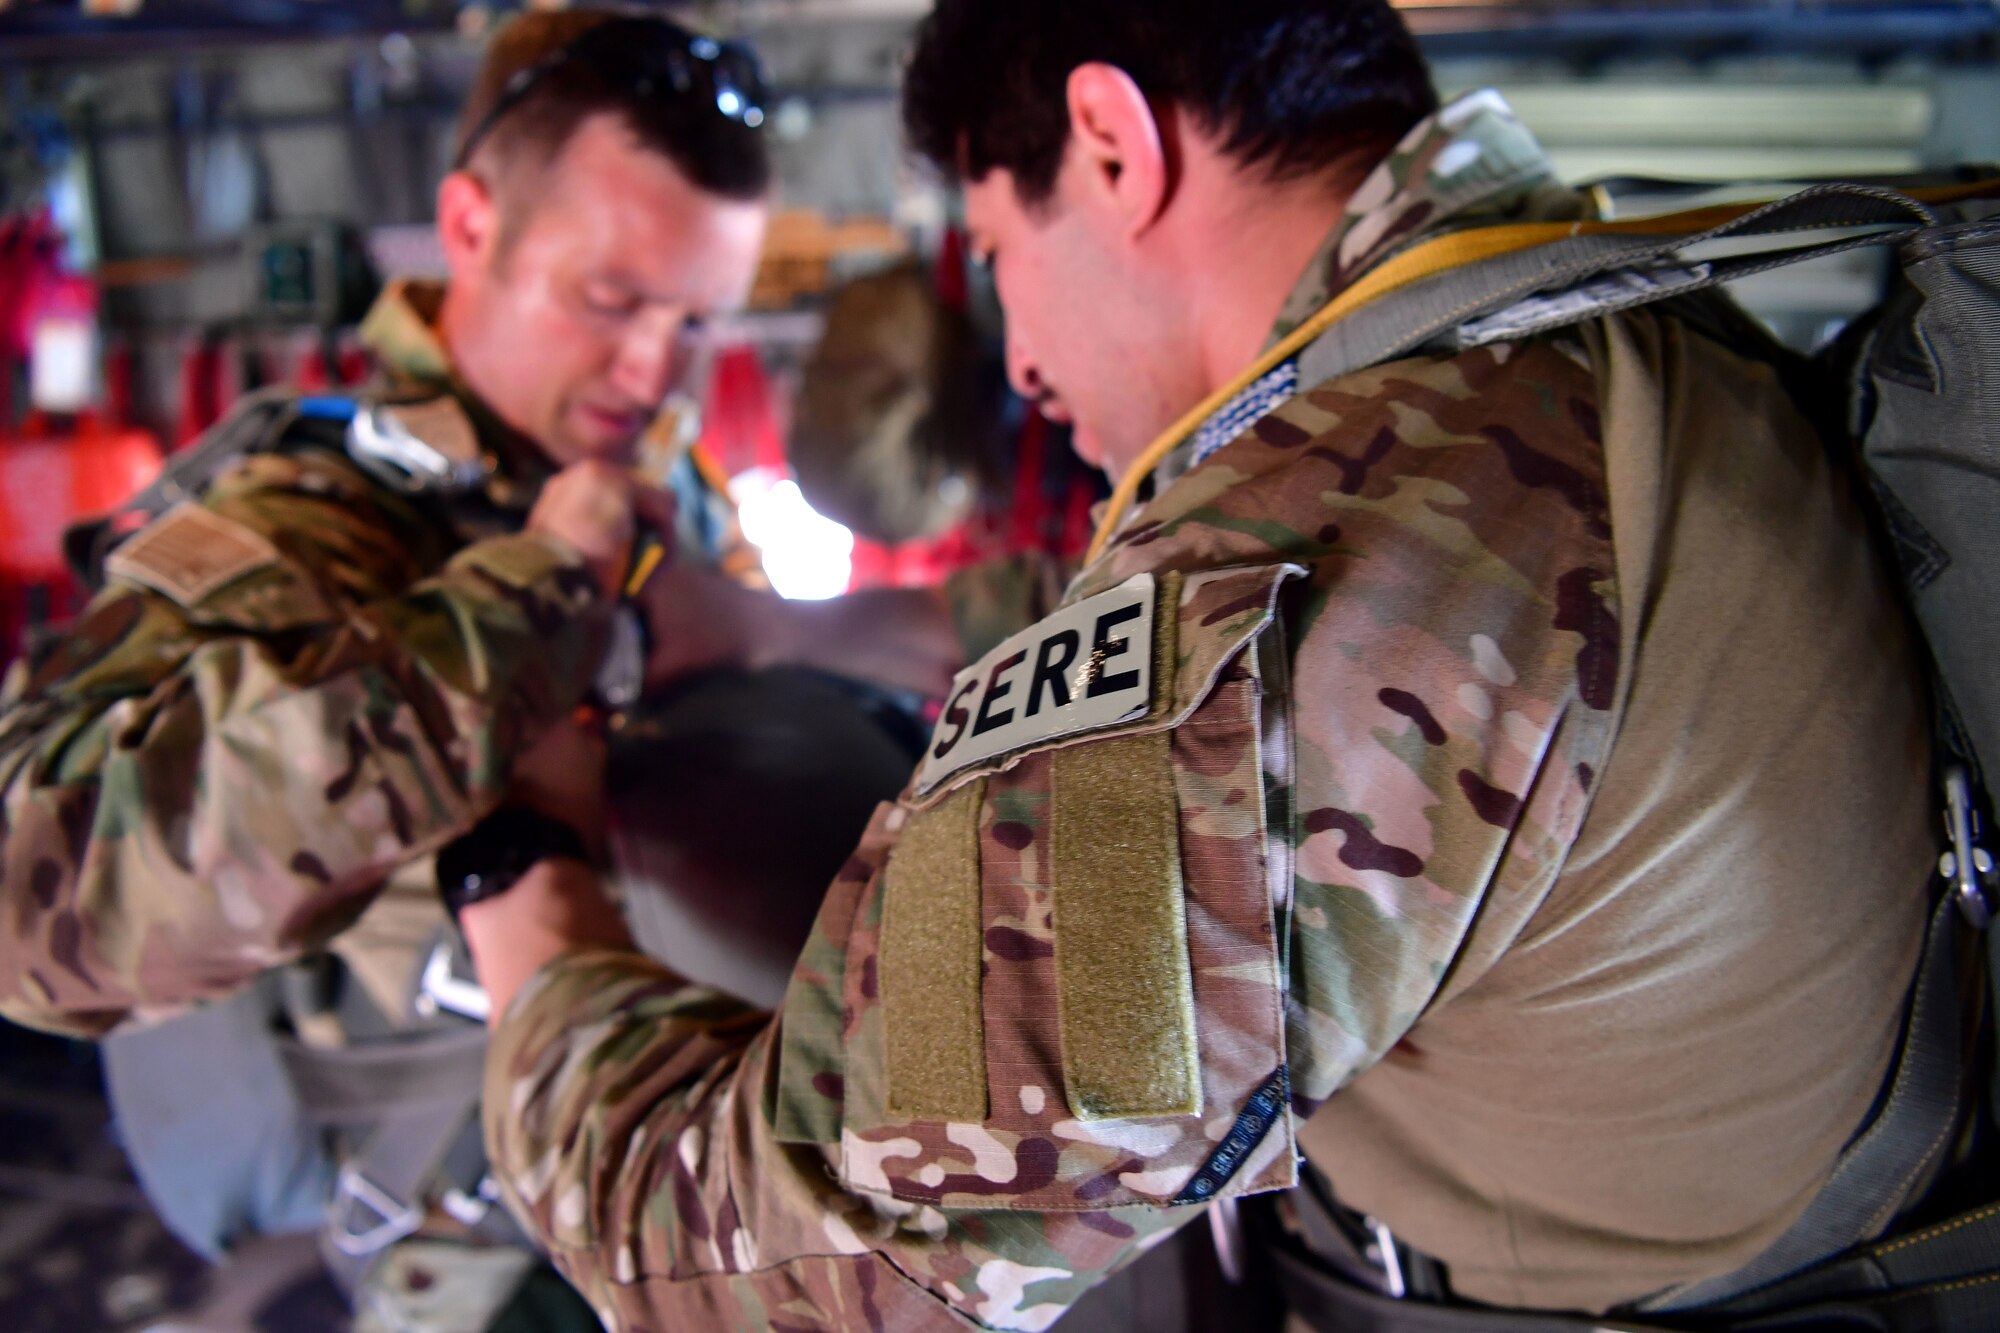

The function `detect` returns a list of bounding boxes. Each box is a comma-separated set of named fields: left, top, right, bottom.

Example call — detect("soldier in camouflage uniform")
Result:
left=459, top=2, right=1937, bottom=1327
left=0, top=12, right=728, bottom=1039
left=0, top=11, right=967, bottom=1038
left=0, top=16, right=972, bottom=1326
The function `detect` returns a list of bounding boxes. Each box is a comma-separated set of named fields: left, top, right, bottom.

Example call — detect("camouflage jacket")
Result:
left=0, top=281, right=615, bottom=1037
left=484, top=94, right=1621, bottom=1329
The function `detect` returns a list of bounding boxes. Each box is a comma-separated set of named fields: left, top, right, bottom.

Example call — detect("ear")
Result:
left=1064, top=62, right=1172, bottom=239
left=435, top=169, right=500, bottom=280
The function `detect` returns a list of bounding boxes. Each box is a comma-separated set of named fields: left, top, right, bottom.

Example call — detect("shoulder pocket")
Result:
left=105, top=502, right=338, bottom=634
left=911, top=564, right=1300, bottom=807
left=837, top=563, right=1305, bottom=1212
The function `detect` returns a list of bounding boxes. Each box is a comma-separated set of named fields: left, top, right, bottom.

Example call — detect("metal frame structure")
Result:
left=0, top=2, right=1993, bottom=64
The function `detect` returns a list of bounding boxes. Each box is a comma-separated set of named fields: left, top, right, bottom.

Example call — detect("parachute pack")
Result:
left=1269, top=172, right=2000, bottom=1332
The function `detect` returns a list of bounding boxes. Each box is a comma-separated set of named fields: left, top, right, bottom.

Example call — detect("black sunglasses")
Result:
left=455, top=14, right=769, bottom=171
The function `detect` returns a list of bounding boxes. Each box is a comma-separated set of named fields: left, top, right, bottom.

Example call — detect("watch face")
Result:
left=437, top=806, right=585, bottom=919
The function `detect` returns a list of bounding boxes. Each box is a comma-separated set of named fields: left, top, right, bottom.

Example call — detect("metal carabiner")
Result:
left=347, top=403, right=490, bottom=496
left=328, top=1162, right=426, bottom=1258
left=413, top=934, right=493, bottom=1023
left=1942, top=765, right=1996, bottom=929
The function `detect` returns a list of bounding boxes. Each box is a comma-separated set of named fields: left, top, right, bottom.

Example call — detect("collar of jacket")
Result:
left=1153, top=90, right=1583, bottom=489
left=358, top=277, right=558, bottom=512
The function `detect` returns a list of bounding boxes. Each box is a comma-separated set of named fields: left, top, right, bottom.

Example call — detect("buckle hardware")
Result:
left=1941, top=765, right=1995, bottom=929
left=329, top=1163, right=425, bottom=1257
left=1364, top=1214, right=1407, bottom=1299
left=439, top=1185, right=493, bottom=1228
left=413, top=937, right=493, bottom=1023
left=347, top=404, right=490, bottom=496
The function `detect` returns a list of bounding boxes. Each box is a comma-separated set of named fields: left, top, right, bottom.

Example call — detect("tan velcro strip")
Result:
left=1051, top=724, right=1200, bottom=1121
left=104, top=503, right=280, bottom=607
left=1153, top=570, right=1183, bottom=715
left=882, top=781, right=989, bottom=1121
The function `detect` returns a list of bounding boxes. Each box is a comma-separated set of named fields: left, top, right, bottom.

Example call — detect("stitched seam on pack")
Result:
left=1875, top=1202, right=2000, bottom=1257
left=1918, top=1271, right=2000, bottom=1296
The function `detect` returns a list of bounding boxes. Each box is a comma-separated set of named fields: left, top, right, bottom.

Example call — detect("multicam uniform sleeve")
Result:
left=0, top=447, right=609, bottom=1037
left=484, top=858, right=1201, bottom=1333
left=939, top=550, right=1069, bottom=662
left=485, top=340, right=1623, bottom=1330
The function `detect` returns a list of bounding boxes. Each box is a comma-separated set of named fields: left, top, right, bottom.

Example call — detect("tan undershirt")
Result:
left=1299, top=309, right=1935, bottom=1313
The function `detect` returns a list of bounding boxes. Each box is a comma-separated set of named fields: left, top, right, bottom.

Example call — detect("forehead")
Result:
left=508, top=115, right=766, bottom=299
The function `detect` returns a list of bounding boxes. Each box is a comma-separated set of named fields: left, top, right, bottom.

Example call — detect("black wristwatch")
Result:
left=436, top=804, right=588, bottom=923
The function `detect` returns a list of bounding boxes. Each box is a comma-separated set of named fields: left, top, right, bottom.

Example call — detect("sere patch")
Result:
left=916, top=573, right=1157, bottom=795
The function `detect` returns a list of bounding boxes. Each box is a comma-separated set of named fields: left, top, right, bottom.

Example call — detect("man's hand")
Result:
left=526, top=460, right=676, bottom=599
left=459, top=857, right=633, bottom=1024
left=458, top=715, right=628, bottom=1024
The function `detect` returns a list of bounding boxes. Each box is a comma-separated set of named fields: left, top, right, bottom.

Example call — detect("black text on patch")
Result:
left=916, top=574, right=1156, bottom=794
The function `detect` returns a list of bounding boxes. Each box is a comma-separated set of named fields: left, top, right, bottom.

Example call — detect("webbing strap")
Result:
left=1275, top=1252, right=1675, bottom=1333
left=1603, top=1179, right=2000, bottom=1325
left=1873, top=1204, right=2000, bottom=1289
left=1300, top=182, right=1961, bottom=389
left=1086, top=177, right=1999, bottom=564
left=1273, top=1180, right=1676, bottom=1332
left=1991, top=924, right=2000, bottom=1143
left=276, top=1024, right=491, bottom=1125
left=1683, top=1229, right=2000, bottom=1333
left=1278, top=1232, right=2000, bottom=1333
left=282, top=1023, right=495, bottom=1295
left=1645, top=891, right=1970, bottom=1311
left=1278, top=1165, right=2000, bottom=1333
left=320, top=1100, right=481, bottom=1294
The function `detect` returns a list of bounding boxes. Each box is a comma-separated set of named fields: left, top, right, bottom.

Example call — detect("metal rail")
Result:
left=0, top=2, right=1993, bottom=63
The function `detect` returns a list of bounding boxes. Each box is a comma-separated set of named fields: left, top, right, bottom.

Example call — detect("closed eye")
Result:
left=580, top=283, right=641, bottom=320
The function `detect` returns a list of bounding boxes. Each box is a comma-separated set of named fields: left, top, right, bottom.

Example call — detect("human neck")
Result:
left=1167, top=153, right=1366, bottom=400
left=428, top=282, right=556, bottom=469
left=434, top=282, right=481, bottom=395
left=435, top=283, right=530, bottom=437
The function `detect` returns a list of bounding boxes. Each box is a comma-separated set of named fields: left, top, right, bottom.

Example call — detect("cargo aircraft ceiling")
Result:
left=0, top=0, right=1992, bottom=62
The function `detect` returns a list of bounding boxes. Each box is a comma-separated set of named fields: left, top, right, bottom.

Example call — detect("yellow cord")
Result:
left=620, top=442, right=736, bottom=596
left=1084, top=219, right=1577, bottom=564
left=1083, top=175, right=2000, bottom=565
left=688, top=441, right=739, bottom=510
left=623, top=539, right=667, bottom=598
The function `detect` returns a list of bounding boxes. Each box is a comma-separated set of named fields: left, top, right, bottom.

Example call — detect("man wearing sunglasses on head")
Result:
left=0, top=8, right=961, bottom=1292
left=0, top=6, right=960, bottom=1040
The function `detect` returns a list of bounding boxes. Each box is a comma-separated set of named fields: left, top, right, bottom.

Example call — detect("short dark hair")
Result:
left=457, top=9, right=770, bottom=203
left=903, top=0, right=1437, bottom=207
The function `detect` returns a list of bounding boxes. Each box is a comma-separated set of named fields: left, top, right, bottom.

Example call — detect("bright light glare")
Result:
left=717, top=89, right=744, bottom=117
left=733, top=471, right=853, bottom=600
